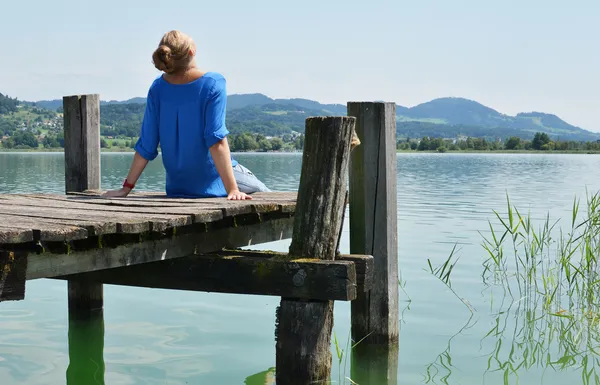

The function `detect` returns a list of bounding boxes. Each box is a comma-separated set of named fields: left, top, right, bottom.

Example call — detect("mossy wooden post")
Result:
left=275, top=116, right=355, bottom=385
left=347, top=102, right=398, bottom=343
left=63, top=94, right=103, bottom=313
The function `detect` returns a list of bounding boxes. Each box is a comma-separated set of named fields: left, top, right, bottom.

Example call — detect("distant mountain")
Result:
left=397, top=97, right=598, bottom=141
left=21, top=93, right=599, bottom=142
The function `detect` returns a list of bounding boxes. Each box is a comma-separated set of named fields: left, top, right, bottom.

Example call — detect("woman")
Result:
left=103, top=30, right=270, bottom=200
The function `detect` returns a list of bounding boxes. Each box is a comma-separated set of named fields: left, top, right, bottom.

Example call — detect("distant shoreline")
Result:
left=2, top=148, right=600, bottom=155
left=396, top=149, right=600, bottom=154
left=0, top=148, right=303, bottom=154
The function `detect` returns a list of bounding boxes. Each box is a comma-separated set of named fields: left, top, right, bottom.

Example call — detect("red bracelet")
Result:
left=123, top=179, right=135, bottom=190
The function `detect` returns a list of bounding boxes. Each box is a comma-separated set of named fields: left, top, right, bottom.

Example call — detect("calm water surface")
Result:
left=1, top=152, right=600, bottom=385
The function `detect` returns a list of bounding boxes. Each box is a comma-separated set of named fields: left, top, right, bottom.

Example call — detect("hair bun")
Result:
left=152, top=45, right=175, bottom=73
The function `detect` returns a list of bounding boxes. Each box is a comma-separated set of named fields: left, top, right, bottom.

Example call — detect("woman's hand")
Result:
left=102, top=188, right=131, bottom=198
left=227, top=189, right=252, bottom=200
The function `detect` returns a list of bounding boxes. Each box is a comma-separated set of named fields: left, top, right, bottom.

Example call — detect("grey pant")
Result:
left=233, top=163, right=271, bottom=193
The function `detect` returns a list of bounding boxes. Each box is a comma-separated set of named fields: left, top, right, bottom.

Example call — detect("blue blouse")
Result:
left=134, top=72, right=238, bottom=198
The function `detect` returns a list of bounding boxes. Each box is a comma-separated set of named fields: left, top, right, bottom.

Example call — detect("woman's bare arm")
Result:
left=209, top=137, right=251, bottom=200
left=103, top=152, right=149, bottom=197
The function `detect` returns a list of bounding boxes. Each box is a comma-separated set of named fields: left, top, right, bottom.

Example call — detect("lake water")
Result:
left=2, top=152, right=600, bottom=385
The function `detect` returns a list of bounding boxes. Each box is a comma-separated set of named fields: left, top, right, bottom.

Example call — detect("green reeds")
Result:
left=424, top=190, right=600, bottom=384
left=480, top=190, right=600, bottom=317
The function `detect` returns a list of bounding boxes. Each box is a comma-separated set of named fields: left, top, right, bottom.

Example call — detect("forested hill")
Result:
left=7, top=92, right=600, bottom=142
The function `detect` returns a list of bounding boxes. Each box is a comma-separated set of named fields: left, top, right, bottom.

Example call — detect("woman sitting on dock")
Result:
left=104, top=30, right=270, bottom=200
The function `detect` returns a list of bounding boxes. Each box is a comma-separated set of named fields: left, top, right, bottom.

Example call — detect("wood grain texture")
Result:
left=58, top=252, right=357, bottom=301
left=276, top=300, right=333, bottom=385
left=0, top=192, right=296, bottom=243
left=63, top=94, right=101, bottom=193
left=276, top=116, right=355, bottom=385
left=288, top=116, right=355, bottom=261
left=0, top=194, right=222, bottom=226
left=0, top=216, right=89, bottom=242
left=0, top=226, right=33, bottom=244
left=347, top=102, right=399, bottom=345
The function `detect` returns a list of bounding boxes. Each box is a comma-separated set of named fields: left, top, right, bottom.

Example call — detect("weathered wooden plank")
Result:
left=348, top=101, right=399, bottom=345
left=63, top=94, right=100, bottom=193
left=0, top=251, right=28, bottom=302
left=0, top=199, right=191, bottom=233
left=0, top=206, right=118, bottom=235
left=218, top=249, right=373, bottom=293
left=0, top=195, right=220, bottom=229
left=27, top=216, right=294, bottom=279
left=2, top=194, right=231, bottom=221
left=276, top=116, right=355, bottom=385
left=0, top=215, right=89, bottom=242
left=71, top=190, right=298, bottom=202
left=64, top=191, right=296, bottom=216
left=58, top=252, right=357, bottom=301
left=0, top=226, right=34, bottom=244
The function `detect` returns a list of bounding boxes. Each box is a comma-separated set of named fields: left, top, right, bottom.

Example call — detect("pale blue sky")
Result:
left=1, top=0, right=598, bottom=130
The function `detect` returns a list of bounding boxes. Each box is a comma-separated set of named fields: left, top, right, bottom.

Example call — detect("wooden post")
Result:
left=63, top=94, right=103, bottom=313
left=275, top=116, right=355, bottom=385
left=347, top=102, right=399, bottom=344
left=0, top=251, right=28, bottom=302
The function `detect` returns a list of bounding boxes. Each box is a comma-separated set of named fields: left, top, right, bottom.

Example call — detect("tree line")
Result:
left=98, top=132, right=304, bottom=152
left=398, top=132, right=600, bottom=152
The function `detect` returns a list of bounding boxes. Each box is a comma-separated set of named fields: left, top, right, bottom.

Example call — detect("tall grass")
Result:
left=423, top=190, right=600, bottom=384
left=480, top=191, right=600, bottom=318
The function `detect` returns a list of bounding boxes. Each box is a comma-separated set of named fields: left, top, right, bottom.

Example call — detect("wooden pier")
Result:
left=0, top=95, right=400, bottom=384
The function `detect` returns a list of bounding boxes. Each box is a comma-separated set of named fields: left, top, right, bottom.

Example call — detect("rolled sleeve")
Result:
left=134, top=89, right=160, bottom=160
left=204, top=77, right=229, bottom=148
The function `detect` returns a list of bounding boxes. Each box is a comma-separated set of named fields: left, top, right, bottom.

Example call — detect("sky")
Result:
left=1, top=0, right=599, bottom=130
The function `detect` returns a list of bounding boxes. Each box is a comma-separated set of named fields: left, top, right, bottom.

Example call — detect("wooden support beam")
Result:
left=63, top=94, right=103, bottom=314
left=57, top=251, right=361, bottom=301
left=0, top=251, right=28, bottom=302
left=28, top=215, right=294, bottom=280
left=275, top=116, right=355, bottom=385
left=217, top=249, right=374, bottom=293
left=347, top=102, right=399, bottom=344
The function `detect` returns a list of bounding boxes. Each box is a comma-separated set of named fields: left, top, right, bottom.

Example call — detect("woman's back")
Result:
left=135, top=72, right=238, bottom=197
left=103, top=30, right=267, bottom=200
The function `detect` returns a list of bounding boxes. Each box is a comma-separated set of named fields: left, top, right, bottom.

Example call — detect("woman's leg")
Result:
left=233, top=163, right=271, bottom=193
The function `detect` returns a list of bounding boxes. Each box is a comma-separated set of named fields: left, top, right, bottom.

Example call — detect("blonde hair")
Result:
left=152, top=30, right=195, bottom=74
